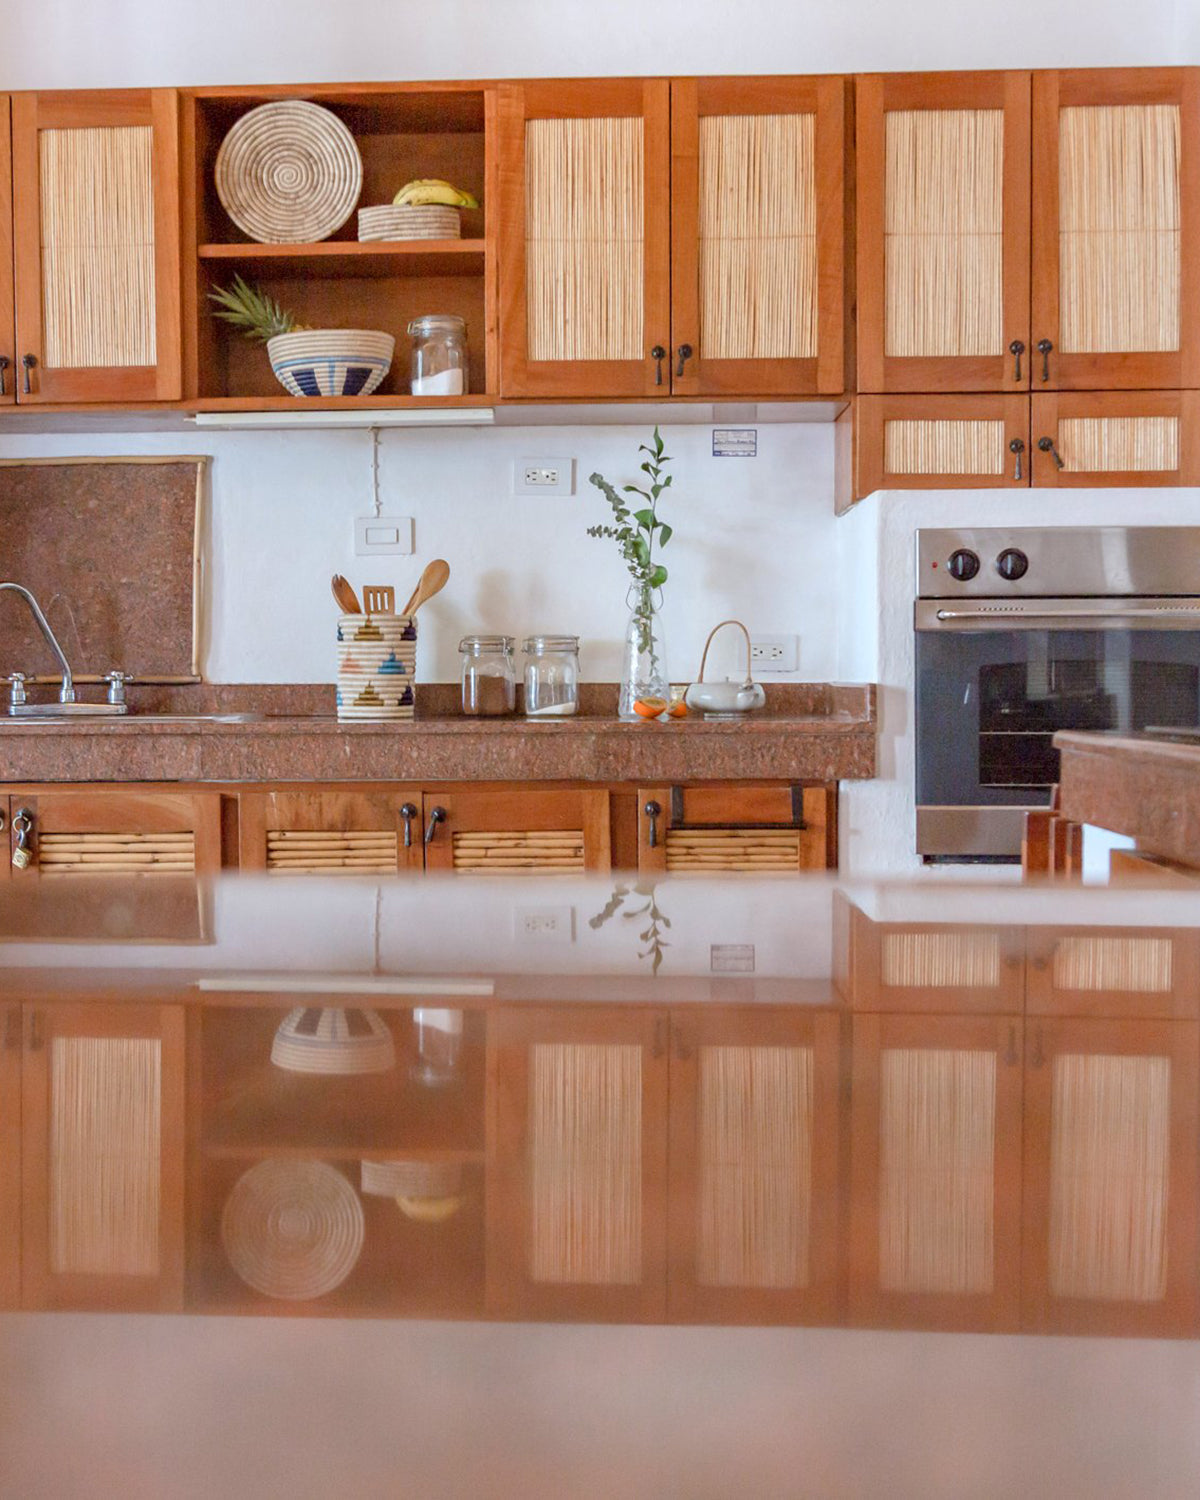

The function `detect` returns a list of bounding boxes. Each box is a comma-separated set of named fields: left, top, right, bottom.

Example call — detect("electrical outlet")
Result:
left=512, top=458, right=575, bottom=496
left=749, top=634, right=799, bottom=672
left=514, top=905, right=575, bottom=943
left=354, top=516, right=413, bottom=555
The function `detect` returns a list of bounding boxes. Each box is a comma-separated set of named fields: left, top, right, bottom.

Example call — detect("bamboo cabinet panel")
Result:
left=1031, top=69, right=1200, bottom=391
left=850, top=1013, right=1024, bottom=1331
left=668, top=1008, right=842, bottom=1324
left=855, top=393, right=1031, bottom=495
left=0, top=1002, right=20, bottom=1307
left=844, top=909, right=1026, bottom=1014
left=237, top=789, right=424, bottom=874
left=421, top=789, right=612, bottom=875
left=9, top=790, right=223, bottom=879
left=497, top=80, right=671, bottom=397
left=1031, top=392, right=1200, bottom=486
left=856, top=72, right=1031, bottom=393
left=1026, top=926, right=1200, bottom=1020
left=0, top=97, right=15, bottom=407
left=486, top=1006, right=670, bottom=1321
left=20, top=1003, right=186, bottom=1311
left=1021, top=1017, right=1198, bottom=1336
left=10, top=90, right=181, bottom=403
left=637, top=784, right=835, bottom=874
left=669, top=76, right=848, bottom=396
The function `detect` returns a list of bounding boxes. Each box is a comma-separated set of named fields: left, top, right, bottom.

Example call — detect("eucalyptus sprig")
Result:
left=587, top=426, right=673, bottom=595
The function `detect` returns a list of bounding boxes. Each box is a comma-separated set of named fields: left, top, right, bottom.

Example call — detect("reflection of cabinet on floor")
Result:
left=0, top=1000, right=185, bottom=1311
left=485, top=1004, right=843, bottom=1324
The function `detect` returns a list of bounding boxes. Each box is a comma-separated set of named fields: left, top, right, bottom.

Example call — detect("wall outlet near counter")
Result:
left=514, top=904, right=575, bottom=943
left=750, top=634, right=799, bottom=672
left=513, top=458, right=575, bottom=495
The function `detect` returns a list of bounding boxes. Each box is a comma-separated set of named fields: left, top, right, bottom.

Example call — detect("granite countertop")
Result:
left=1054, top=729, right=1200, bottom=868
left=0, top=682, right=877, bottom=784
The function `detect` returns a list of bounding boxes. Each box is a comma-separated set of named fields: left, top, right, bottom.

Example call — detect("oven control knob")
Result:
left=995, top=548, right=1029, bottom=582
left=947, top=549, right=981, bottom=581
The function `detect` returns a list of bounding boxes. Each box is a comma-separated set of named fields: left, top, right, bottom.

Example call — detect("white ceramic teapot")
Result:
left=684, top=619, right=767, bottom=717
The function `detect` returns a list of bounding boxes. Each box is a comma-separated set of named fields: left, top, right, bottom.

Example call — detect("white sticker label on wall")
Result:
left=711, top=943, right=756, bottom=974
left=712, top=428, right=757, bottom=458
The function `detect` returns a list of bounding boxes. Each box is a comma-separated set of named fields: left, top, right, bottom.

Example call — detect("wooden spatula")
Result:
left=331, top=574, right=361, bottom=613
left=361, top=585, right=395, bottom=614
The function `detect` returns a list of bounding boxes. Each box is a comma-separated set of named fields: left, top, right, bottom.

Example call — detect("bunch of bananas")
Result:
left=392, top=178, right=479, bottom=209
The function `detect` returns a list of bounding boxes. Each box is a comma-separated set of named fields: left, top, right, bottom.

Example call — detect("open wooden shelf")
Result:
left=199, top=239, right=486, bottom=279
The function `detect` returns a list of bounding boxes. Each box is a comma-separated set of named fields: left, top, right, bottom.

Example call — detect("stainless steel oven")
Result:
left=915, top=527, right=1200, bottom=861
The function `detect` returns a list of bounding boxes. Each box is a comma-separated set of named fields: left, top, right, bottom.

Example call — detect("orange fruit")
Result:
left=667, top=699, right=688, bottom=718
left=633, top=697, right=668, bottom=718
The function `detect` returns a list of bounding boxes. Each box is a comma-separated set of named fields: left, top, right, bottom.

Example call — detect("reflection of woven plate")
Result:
left=215, top=100, right=362, bottom=243
left=271, top=1007, right=395, bottom=1075
left=361, top=1158, right=463, bottom=1198
left=221, top=1159, right=364, bottom=1300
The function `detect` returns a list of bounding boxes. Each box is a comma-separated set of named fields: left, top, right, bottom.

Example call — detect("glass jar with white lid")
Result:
left=523, top=635, right=580, bottom=717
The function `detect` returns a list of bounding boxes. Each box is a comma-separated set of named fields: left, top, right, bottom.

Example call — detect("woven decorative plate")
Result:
left=221, top=1158, right=365, bottom=1300
left=215, top=100, right=362, bottom=243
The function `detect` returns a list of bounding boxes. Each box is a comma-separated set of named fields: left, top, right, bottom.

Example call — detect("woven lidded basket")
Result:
left=358, top=204, right=461, bottom=242
left=215, top=99, right=362, bottom=244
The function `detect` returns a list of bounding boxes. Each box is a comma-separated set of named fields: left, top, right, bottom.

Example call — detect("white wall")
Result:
left=0, top=422, right=838, bottom=686
left=0, top=0, right=1184, bottom=89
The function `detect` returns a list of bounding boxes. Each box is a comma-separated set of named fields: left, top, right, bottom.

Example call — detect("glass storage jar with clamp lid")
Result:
left=460, top=635, right=516, bottom=716
left=523, top=635, right=580, bottom=717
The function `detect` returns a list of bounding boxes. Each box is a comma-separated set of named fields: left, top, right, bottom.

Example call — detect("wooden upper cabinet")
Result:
left=856, top=71, right=1031, bottom=393
left=0, top=98, right=15, bottom=407
left=1031, top=391, right=1200, bottom=487
left=1031, top=69, right=1200, bottom=391
left=669, top=76, right=848, bottom=396
left=497, top=79, right=671, bottom=398
left=10, top=89, right=181, bottom=403
left=855, top=393, right=1031, bottom=494
left=21, top=1002, right=186, bottom=1311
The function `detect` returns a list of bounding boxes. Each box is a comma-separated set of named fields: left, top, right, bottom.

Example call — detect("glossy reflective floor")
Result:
left=3, top=872, right=1200, bottom=1495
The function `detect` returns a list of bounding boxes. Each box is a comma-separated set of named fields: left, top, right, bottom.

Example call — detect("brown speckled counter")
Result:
left=1055, top=730, right=1200, bottom=868
left=0, top=683, right=876, bottom=785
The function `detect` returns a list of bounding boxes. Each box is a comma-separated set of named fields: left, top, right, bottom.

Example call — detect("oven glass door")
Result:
left=916, top=627, right=1200, bottom=809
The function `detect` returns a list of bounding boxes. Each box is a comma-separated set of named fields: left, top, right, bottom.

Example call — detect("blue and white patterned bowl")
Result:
left=267, top=329, right=395, bottom=398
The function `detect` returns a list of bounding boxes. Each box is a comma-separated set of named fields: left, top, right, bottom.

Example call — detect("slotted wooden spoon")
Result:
left=361, top=585, right=395, bottom=614
left=401, top=558, right=450, bottom=617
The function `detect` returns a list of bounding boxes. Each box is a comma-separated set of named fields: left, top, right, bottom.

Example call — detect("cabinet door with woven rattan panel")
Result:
left=1021, top=1017, right=1198, bottom=1336
left=850, top=1013, right=1023, bottom=1332
left=0, top=98, right=15, bottom=407
left=496, top=80, right=670, bottom=397
left=1031, top=392, right=1200, bottom=487
left=1026, top=925, right=1200, bottom=1020
left=667, top=1007, right=842, bottom=1324
left=846, top=906, right=1026, bottom=1015
left=20, top=1003, right=185, bottom=1311
left=10, top=90, right=181, bottom=403
left=669, top=77, right=848, bottom=397
left=855, top=393, right=1031, bottom=497
left=856, top=72, right=1031, bottom=394
left=237, top=789, right=422, bottom=874
left=637, top=784, right=835, bottom=875
left=1032, top=69, right=1200, bottom=391
left=10, top=790, right=222, bottom=880
left=0, top=1002, right=20, bottom=1307
left=421, top=789, right=611, bottom=875
left=486, top=1005, right=669, bottom=1321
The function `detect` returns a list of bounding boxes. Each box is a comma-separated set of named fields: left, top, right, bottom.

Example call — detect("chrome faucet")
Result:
left=0, top=582, right=76, bottom=703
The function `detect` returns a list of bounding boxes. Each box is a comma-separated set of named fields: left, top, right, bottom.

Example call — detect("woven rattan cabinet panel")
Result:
left=10, top=90, right=181, bottom=403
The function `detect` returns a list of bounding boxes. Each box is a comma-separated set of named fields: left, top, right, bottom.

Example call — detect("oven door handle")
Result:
left=933, top=606, right=1200, bottom=623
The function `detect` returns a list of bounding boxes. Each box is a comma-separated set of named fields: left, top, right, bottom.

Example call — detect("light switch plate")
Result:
left=355, top=516, right=414, bottom=555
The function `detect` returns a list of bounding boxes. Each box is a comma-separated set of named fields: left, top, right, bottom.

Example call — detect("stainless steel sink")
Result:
left=3, top=711, right=268, bottom=725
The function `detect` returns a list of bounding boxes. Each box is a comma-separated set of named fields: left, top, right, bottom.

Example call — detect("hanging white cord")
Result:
left=370, top=426, right=382, bottom=517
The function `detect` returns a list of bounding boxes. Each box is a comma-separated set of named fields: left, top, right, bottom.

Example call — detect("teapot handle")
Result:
left=696, top=618, right=754, bottom=687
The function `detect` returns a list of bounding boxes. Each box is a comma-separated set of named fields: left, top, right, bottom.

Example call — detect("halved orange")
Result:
left=633, top=696, right=668, bottom=719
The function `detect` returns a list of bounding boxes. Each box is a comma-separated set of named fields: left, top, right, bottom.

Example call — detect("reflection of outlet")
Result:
left=749, top=634, right=798, bottom=672
left=514, top=905, right=575, bottom=943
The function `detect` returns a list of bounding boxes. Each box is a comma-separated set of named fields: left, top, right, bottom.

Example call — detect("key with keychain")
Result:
left=11, top=808, right=33, bottom=870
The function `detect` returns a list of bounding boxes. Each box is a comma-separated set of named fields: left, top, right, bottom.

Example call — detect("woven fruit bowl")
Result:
left=266, top=330, right=395, bottom=398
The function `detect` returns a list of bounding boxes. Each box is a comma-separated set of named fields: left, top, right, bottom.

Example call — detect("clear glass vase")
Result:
left=618, top=585, right=669, bottom=720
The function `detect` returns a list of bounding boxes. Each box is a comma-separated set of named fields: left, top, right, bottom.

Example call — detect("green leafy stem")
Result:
left=587, top=425, right=674, bottom=663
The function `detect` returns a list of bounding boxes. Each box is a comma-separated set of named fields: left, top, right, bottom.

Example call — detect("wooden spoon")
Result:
left=401, top=558, right=450, bottom=617
left=331, top=574, right=361, bottom=614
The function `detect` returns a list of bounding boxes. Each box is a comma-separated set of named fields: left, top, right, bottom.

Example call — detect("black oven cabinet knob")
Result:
left=947, top=549, right=981, bottom=582
left=995, top=548, right=1030, bottom=582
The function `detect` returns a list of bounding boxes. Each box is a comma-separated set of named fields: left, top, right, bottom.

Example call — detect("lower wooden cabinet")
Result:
left=421, top=789, right=612, bottom=874
left=637, top=783, right=835, bottom=874
left=849, top=1013, right=1024, bottom=1331
left=7, top=790, right=222, bottom=879
left=1021, top=1017, right=1198, bottom=1337
left=485, top=1004, right=842, bottom=1324
left=14, top=1002, right=186, bottom=1311
left=237, top=788, right=424, bottom=873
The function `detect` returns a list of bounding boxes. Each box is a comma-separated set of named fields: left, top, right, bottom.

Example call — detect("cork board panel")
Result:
left=0, top=458, right=205, bottom=683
